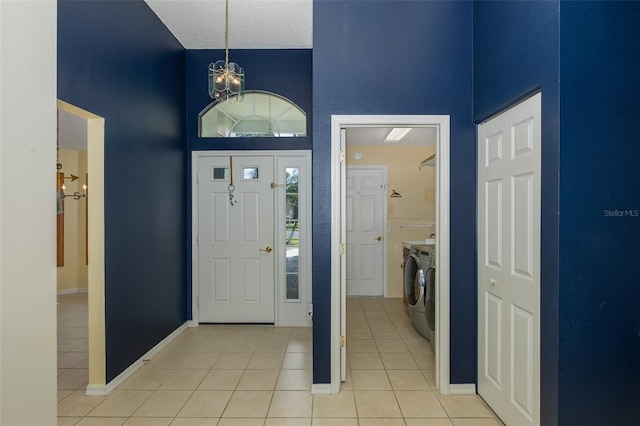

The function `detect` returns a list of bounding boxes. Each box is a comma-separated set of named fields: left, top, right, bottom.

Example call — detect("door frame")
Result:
left=330, top=115, right=451, bottom=394
left=345, top=165, right=388, bottom=297
left=191, top=150, right=312, bottom=326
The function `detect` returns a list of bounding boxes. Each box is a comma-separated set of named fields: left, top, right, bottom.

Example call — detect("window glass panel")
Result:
left=212, top=167, right=229, bottom=180
left=243, top=167, right=259, bottom=180
left=285, top=167, right=300, bottom=301
left=286, top=275, right=299, bottom=300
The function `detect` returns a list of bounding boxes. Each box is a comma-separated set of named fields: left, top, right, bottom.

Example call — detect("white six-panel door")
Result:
left=198, top=155, right=275, bottom=323
left=478, top=93, right=541, bottom=425
left=345, top=167, right=386, bottom=296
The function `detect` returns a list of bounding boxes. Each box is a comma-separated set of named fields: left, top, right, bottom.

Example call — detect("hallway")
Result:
left=57, top=294, right=501, bottom=425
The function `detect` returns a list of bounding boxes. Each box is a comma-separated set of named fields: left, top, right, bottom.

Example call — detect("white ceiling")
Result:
left=346, top=127, right=437, bottom=147
left=144, top=0, right=313, bottom=49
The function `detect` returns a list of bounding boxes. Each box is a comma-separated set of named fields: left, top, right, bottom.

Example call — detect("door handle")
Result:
left=374, top=236, right=382, bottom=241
left=260, top=246, right=273, bottom=253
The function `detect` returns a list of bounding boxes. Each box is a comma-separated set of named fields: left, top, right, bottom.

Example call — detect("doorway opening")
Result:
left=330, top=115, right=451, bottom=395
left=56, top=100, right=106, bottom=395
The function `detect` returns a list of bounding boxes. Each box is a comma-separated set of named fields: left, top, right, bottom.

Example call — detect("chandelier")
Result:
left=208, top=0, right=245, bottom=102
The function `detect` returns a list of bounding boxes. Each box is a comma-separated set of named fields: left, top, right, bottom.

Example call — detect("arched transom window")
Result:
left=199, top=90, right=307, bottom=138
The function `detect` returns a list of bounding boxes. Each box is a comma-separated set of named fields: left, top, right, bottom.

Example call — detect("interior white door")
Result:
left=478, top=93, right=541, bottom=425
left=345, top=167, right=385, bottom=296
left=198, top=155, right=275, bottom=323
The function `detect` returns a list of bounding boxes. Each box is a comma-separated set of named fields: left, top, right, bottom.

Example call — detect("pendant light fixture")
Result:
left=209, top=0, right=245, bottom=102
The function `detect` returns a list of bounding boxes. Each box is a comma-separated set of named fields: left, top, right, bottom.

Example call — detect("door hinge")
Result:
left=270, top=182, right=284, bottom=189
left=196, top=235, right=199, bottom=246
left=340, top=243, right=345, bottom=255
left=340, top=150, right=345, bottom=163
left=340, top=335, right=345, bottom=348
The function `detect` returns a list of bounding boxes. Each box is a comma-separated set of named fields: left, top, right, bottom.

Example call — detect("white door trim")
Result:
left=191, top=150, right=312, bottom=326
left=346, top=165, right=388, bottom=297
left=330, top=115, right=451, bottom=395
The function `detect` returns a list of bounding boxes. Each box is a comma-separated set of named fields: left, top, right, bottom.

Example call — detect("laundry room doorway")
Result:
left=330, top=115, right=451, bottom=395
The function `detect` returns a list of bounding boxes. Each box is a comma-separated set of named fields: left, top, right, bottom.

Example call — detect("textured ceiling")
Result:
left=144, top=0, right=313, bottom=49
left=346, top=127, right=437, bottom=147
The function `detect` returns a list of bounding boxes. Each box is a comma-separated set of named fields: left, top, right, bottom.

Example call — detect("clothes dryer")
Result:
left=404, top=246, right=434, bottom=339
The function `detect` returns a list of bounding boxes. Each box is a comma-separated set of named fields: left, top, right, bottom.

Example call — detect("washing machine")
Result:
left=404, top=245, right=434, bottom=339
left=424, top=266, right=436, bottom=354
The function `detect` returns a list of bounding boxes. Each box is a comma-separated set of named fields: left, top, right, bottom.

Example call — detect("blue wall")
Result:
left=558, top=2, right=640, bottom=425
left=313, top=1, right=475, bottom=384
left=58, top=0, right=187, bottom=381
left=473, top=1, right=560, bottom=423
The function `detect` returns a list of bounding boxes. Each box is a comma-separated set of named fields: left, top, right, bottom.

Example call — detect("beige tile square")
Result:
left=450, top=419, right=503, bottom=426
left=170, top=419, right=220, bottom=425
left=371, top=329, right=401, bottom=340
left=286, top=340, right=312, bottom=353
left=348, top=353, right=384, bottom=370
left=380, top=353, right=418, bottom=370
left=57, top=417, right=83, bottom=426
left=422, top=369, right=436, bottom=388
left=132, top=390, right=192, bottom=417
left=437, top=395, right=494, bottom=418
left=178, top=352, right=221, bottom=369
left=159, top=369, right=208, bottom=390
left=88, top=390, right=152, bottom=417
left=263, top=327, right=293, bottom=340
left=75, top=417, right=127, bottom=426
left=123, top=418, right=173, bottom=426
left=58, top=368, right=89, bottom=390
left=358, top=419, right=406, bottom=426
left=198, top=369, right=243, bottom=390
left=194, top=338, right=231, bottom=353
left=214, top=352, right=253, bottom=369
left=396, top=326, right=424, bottom=340
left=312, top=391, right=357, bottom=418
left=405, top=419, right=454, bottom=426
left=177, top=390, right=232, bottom=417
left=404, top=338, right=431, bottom=354
left=351, top=370, right=391, bottom=390
left=276, top=369, right=312, bottom=390
left=265, top=418, right=311, bottom=426
left=346, top=339, right=377, bottom=353
left=58, top=389, right=75, bottom=402
left=353, top=391, right=401, bottom=418
left=223, top=390, right=272, bottom=417
left=311, top=419, right=358, bottom=426
left=268, top=390, right=313, bottom=417
left=248, top=352, right=285, bottom=369
left=290, top=327, right=312, bottom=339
left=347, top=328, right=373, bottom=340
left=146, top=351, right=189, bottom=370
left=412, top=352, right=435, bottom=370
left=58, top=352, right=89, bottom=368
left=346, top=318, right=369, bottom=330
left=375, top=340, right=408, bottom=354
left=395, top=390, right=447, bottom=418
left=367, top=319, right=396, bottom=330
left=256, top=338, right=289, bottom=353
left=57, top=390, right=105, bottom=417
left=386, top=370, right=430, bottom=391
left=225, top=338, right=259, bottom=352
left=237, top=369, right=280, bottom=390
left=118, top=368, right=173, bottom=390
left=282, top=352, right=312, bottom=369
left=217, top=419, right=265, bottom=426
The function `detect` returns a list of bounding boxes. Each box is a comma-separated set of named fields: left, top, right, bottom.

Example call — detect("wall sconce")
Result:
left=391, top=190, right=402, bottom=198
left=61, top=181, right=87, bottom=200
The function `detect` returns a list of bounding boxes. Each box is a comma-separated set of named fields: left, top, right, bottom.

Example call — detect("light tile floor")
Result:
left=58, top=293, right=503, bottom=425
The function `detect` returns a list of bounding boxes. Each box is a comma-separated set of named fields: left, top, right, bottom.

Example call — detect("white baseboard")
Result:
left=57, top=288, right=89, bottom=295
left=311, top=383, right=332, bottom=395
left=449, top=383, right=477, bottom=394
left=85, top=322, right=188, bottom=396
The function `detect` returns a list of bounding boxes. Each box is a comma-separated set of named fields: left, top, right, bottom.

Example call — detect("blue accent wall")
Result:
left=313, top=1, right=474, bottom=384
left=558, top=2, right=640, bottom=425
left=58, top=0, right=187, bottom=381
left=473, top=2, right=560, bottom=423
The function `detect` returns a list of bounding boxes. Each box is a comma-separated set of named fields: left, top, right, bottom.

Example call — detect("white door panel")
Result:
left=198, top=155, right=274, bottom=323
left=478, top=93, right=540, bottom=425
left=346, top=167, right=385, bottom=297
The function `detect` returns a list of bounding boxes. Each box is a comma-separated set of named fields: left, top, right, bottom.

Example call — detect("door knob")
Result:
left=260, top=246, right=273, bottom=253
left=374, top=236, right=382, bottom=241
left=490, top=278, right=496, bottom=286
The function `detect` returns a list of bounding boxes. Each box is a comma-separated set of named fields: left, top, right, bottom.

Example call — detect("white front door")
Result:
left=345, top=167, right=386, bottom=296
left=477, top=93, right=541, bottom=425
left=198, top=155, right=275, bottom=323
